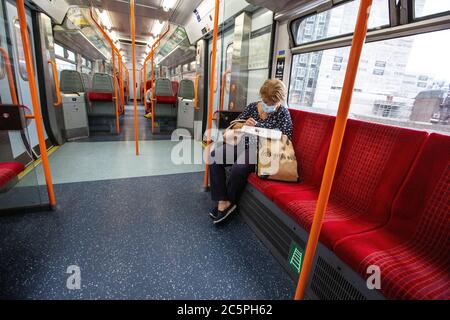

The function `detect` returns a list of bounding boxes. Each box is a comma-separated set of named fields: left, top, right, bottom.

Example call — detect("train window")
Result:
left=66, top=49, right=76, bottom=62
left=55, top=57, right=76, bottom=72
left=288, top=29, right=450, bottom=134
left=290, top=0, right=389, bottom=46
left=55, top=43, right=65, bottom=57
left=414, top=0, right=450, bottom=19
left=13, top=20, right=32, bottom=81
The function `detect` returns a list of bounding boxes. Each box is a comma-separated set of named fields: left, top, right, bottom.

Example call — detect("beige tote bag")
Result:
left=257, top=134, right=299, bottom=182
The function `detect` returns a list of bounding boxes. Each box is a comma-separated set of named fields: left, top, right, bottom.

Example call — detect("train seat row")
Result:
left=244, top=109, right=449, bottom=300
left=59, top=70, right=121, bottom=136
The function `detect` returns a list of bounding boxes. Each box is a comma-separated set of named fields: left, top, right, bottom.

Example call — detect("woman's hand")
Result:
left=245, top=117, right=257, bottom=127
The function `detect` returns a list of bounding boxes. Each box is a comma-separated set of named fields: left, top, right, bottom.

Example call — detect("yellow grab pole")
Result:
left=17, top=0, right=56, bottom=207
left=130, top=0, right=139, bottom=155
left=203, top=0, right=220, bottom=189
left=294, top=0, right=373, bottom=300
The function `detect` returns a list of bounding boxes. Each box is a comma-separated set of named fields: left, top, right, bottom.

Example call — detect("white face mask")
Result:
left=262, top=102, right=277, bottom=113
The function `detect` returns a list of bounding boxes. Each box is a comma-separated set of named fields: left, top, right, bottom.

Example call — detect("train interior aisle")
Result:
left=0, top=0, right=449, bottom=301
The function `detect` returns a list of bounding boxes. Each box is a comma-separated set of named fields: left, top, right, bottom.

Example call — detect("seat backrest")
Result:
left=146, top=79, right=152, bottom=89
left=178, top=79, right=195, bottom=99
left=92, top=73, right=114, bottom=93
left=81, top=73, right=92, bottom=92
left=154, top=78, right=173, bottom=97
left=389, top=133, right=449, bottom=244
left=289, top=109, right=335, bottom=185
left=330, top=119, right=428, bottom=222
left=172, top=81, right=179, bottom=97
left=60, top=70, right=84, bottom=93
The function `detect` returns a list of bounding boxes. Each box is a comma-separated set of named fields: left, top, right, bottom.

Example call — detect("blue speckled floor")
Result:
left=0, top=172, right=295, bottom=299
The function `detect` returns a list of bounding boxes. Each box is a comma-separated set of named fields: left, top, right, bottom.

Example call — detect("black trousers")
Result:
left=208, top=141, right=256, bottom=204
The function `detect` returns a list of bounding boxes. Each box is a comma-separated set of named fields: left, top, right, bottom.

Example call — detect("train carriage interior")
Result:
left=0, top=0, right=449, bottom=301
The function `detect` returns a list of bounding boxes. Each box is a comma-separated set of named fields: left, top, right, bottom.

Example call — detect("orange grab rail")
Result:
left=194, top=74, right=201, bottom=111
left=294, top=0, right=373, bottom=300
left=0, top=48, right=18, bottom=105
left=219, top=70, right=231, bottom=111
left=203, top=0, right=220, bottom=189
left=47, top=60, right=62, bottom=107
left=17, top=0, right=56, bottom=207
left=130, top=0, right=139, bottom=155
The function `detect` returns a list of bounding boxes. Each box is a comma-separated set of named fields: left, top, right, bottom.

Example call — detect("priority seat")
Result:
left=334, top=133, right=450, bottom=300
left=87, top=73, right=116, bottom=118
left=272, top=119, right=427, bottom=249
left=154, top=78, right=177, bottom=118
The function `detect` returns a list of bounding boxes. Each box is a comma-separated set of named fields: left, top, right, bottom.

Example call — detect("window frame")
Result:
left=410, top=0, right=450, bottom=22
left=287, top=0, right=450, bottom=108
left=289, top=0, right=392, bottom=48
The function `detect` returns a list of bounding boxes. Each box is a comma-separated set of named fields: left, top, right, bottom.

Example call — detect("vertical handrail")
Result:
left=294, top=0, right=373, bottom=300
left=119, top=60, right=124, bottom=113
left=17, top=0, right=56, bottom=207
left=130, top=0, right=139, bottom=155
left=203, top=0, right=220, bottom=189
left=144, top=61, right=147, bottom=108
left=151, top=52, right=155, bottom=133
left=112, top=49, right=120, bottom=133
left=194, top=74, right=200, bottom=111
left=219, top=70, right=231, bottom=111
left=47, top=60, right=62, bottom=107
left=0, top=48, right=18, bottom=105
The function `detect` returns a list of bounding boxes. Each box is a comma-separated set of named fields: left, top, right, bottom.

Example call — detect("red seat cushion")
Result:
left=0, top=162, right=25, bottom=189
left=248, top=173, right=317, bottom=200
left=88, top=92, right=113, bottom=101
left=273, top=119, right=428, bottom=248
left=334, top=133, right=450, bottom=300
left=156, top=95, right=177, bottom=104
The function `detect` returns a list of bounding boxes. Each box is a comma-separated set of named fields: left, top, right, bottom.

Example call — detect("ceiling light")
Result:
left=99, top=10, right=112, bottom=30
left=162, top=0, right=177, bottom=12
left=151, top=20, right=165, bottom=37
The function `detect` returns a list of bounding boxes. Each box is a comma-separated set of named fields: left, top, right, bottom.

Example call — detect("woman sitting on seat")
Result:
left=208, top=79, right=293, bottom=224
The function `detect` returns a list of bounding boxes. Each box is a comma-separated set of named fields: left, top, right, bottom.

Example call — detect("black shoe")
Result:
left=209, top=206, right=219, bottom=219
left=213, top=204, right=237, bottom=224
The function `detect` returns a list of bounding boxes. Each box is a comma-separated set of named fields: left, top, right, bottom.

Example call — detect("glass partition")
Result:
left=0, top=0, right=45, bottom=212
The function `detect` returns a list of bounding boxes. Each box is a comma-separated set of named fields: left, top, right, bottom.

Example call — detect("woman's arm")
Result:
left=237, top=102, right=257, bottom=121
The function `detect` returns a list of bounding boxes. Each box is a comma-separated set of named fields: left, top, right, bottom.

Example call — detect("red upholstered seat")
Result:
left=334, top=133, right=450, bottom=300
left=156, top=95, right=177, bottom=104
left=273, top=119, right=428, bottom=248
left=87, top=92, right=113, bottom=101
left=0, top=162, right=25, bottom=189
left=247, top=109, right=334, bottom=200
